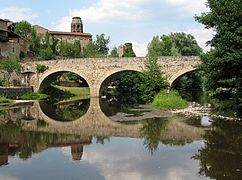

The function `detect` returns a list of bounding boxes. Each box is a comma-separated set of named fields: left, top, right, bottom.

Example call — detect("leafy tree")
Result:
left=14, top=21, right=32, bottom=39
left=14, top=21, right=41, bottom=55
left=95, top=33, right=110, bottom=55
left=110, top=46, right=119, bottom=57
left=123, top=43, right=136, bottom=57
left=59, top=41, right=81, bottom=58
left=0, top=59, right=21, bottom=86
left=82, top=42, right=100, bottom=58
left=39, top=47, right=54, bottom=60
left=195, top=0, right=242, bottom=114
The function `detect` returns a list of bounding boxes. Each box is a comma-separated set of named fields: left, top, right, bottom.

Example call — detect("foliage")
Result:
left=81, top=42, right=101, bottom=58
left=14, top=21, right=32, bottom=39
left=59, top=41, right=81, bottom=58
left=172, top=72, right=203, bottom=101
left=36, top=64, right=49, bottom=73
left=141, top=118, right=168, bottom=155
left=123, top=43, right=136, bottom=57
left=152, top=91, right=189, bottom=109
left=195, top=0, right=242, bottom=114
left=193, top=119, right=242, bottom=179
left=110, top=46, right=119, bottom=57
left=0, top=59, right=21, bottom=86
left=20, top=92, right=49, bottom=100
left=38, top=47, right=54, bottom=60
left=148, top=33, right=202, bottom=57
left=95, top=33, right=110, bottom=55
left=15, top=21, right=41, bottom=55
left=0, top=96, right=13, bottom=104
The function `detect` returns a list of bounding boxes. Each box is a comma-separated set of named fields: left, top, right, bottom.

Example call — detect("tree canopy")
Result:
left=195, top=0, right=242, bottom=114
left=123, top=43, right=136, bottom=57
left=95, top=33, right=110, bottom=55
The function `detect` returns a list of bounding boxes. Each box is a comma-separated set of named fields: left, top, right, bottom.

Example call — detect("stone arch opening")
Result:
left=39, top=71, right=89, bottom=92
left=99, top=70, right=144, bottom=116
left=38, top=71, right=90, bottom=122
left=170, top=69, right=203, bottom=102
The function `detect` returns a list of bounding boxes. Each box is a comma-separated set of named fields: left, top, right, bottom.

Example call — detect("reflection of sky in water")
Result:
left=201, top=116, right=212, bottom=127
left=0, top=137, right=208, bottom=180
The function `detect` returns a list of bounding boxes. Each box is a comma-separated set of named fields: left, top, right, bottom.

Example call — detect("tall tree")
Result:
left=14, top=21, right=41, bottom=55
left=95, top=33, right=110, bottom=55
left=195, top=0, right=242, bottom=113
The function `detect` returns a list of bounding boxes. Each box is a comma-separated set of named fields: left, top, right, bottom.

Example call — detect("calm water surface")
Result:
left=0, top=98, right=241, bottom=180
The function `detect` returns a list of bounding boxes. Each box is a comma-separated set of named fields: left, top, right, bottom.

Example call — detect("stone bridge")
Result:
left=22, top=57, right=200, bottom=97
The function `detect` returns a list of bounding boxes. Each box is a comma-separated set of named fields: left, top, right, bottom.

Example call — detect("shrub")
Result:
left=36, top=64, right=48, bottom=73
left=152, top=91, right=188, bottom=109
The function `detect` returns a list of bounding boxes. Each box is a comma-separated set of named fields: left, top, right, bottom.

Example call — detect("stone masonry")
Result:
left=22, top=56, right=201, bottom=97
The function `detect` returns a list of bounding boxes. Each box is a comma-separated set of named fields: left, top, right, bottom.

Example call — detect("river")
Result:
left=0, top=97, right=241, bottom=180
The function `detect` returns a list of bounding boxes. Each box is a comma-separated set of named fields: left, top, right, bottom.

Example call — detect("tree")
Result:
left=14, top=21, right=41, bottom=55
left=59, top=41, right=81, bottom=58
left=95, top=33, right=110, bottom=55
left=123, top=43, right=136, bottom=57
left=195, top=0, right=242, bottom=114
left=82, top=42, right=100, bottom=58
left=0, top=59, right=21, bottom=86
left=110, top=47, right=119, bottom=57
left=14, top=21, right=32, bottom=40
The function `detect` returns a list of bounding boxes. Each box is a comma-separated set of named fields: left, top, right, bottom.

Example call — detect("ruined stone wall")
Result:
left=0, top=40, right=20, bottom=59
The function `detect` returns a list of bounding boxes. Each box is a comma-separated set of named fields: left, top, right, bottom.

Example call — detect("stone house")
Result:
left=0, top=18, right=29, bottom=59
left=34, top=17, right=92, bottom=52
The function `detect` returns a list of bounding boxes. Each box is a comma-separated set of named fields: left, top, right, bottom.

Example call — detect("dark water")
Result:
left=0, top=99, right=241, bottom=180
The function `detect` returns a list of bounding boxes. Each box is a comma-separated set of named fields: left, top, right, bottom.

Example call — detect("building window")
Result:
left=12, top=47, right=15, bottom=53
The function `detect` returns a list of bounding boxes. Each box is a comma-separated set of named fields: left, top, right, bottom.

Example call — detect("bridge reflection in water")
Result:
left=0, top=98, right=207, bottom=166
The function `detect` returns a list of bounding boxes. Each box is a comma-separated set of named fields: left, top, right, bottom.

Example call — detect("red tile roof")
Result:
left=49, top=31, right=92, bottom=37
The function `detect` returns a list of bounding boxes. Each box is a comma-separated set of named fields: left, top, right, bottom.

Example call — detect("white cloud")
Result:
left=52, top=0, right=146, bottom=31
left=130, top=40, right=149, bottom=57
left=162, top=0, right=208, bottom=14
left=185, top=28, right=214, bottom=52
left=0, top=7, right=38, bottom=22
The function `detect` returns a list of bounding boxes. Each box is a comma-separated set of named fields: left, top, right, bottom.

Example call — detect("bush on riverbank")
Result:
left=20, top=92, right=49, bottom=100
left=152, top=91, right=188, bottom=109
left=0, top=96, right=13, bottom=104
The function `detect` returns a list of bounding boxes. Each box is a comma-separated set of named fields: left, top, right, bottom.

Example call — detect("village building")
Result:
left=34, top=17, right=92, bottom=51
left=0, top=18, right=29, bottom=59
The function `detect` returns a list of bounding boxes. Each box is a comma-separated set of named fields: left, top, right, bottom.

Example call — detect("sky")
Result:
left=0, top=0, right=213, bottom=56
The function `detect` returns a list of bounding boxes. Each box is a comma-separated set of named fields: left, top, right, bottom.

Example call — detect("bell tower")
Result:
left=71, top=17, right=83, bottom=33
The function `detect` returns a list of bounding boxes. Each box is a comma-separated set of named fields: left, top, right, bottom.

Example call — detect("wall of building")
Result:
left=0, top=40, right=20, bottom=59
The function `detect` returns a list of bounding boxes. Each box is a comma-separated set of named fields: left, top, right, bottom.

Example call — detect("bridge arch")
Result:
left=98, top=69, right=143, bottom=97
left=168, top=66, right=198, bottom=87
left=36, top=68, right=90, bottom=92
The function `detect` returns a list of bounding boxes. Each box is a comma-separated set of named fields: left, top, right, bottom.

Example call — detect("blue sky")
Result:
left=0, top=0, right=213, bottom=56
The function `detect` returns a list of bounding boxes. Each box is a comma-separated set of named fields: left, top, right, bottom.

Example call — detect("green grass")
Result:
left=55, top=86, right=90, bottom=101
left=0, top=96, right=13, bottom=104
left=152, top=91, right=189, bottom=109
left=20, top=92, right=49, bottom=100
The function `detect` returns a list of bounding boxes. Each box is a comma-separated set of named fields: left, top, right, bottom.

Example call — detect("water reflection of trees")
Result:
left=141, top=118, right=168, bottom=155
left=194, top=119, right=242, bottom=179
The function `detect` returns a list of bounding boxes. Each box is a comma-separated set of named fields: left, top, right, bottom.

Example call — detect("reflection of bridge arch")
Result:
left=23, top=57, right=201, bottom=97
left=25, top=98, right=207, bottom=142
